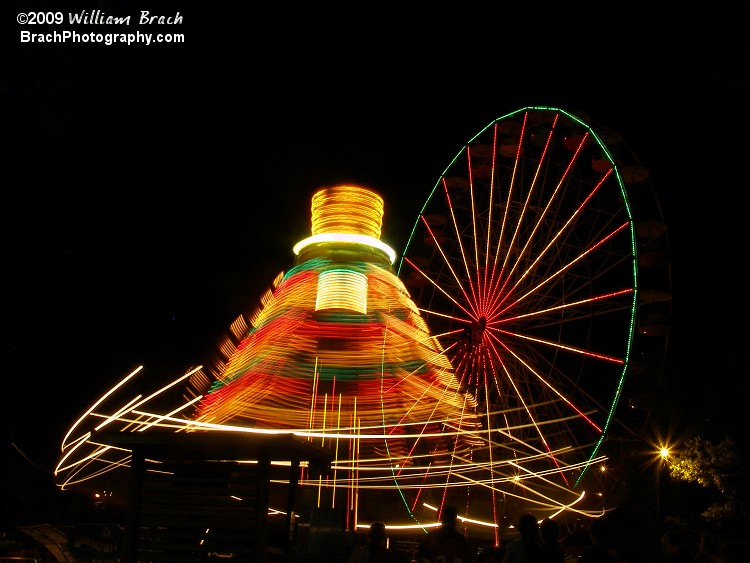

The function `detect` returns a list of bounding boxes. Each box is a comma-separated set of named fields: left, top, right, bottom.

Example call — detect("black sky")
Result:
left=7, top=6, right=749, bottom=471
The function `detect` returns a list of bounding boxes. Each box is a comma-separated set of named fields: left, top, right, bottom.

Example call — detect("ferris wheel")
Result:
left=396, top=106, right=671, bottom=518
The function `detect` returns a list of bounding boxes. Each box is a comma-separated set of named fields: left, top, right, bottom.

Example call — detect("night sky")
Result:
left=7, top=6, right=749, bottom=476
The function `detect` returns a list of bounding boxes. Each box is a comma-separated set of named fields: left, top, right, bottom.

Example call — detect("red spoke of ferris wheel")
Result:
left=470, top=125, right=505, bottom=322
left=493, top=288, right=634, bottom=331
left=474, top=340, right=500, bottom=394
left=466, top=145, right=481, bottom=278
left=489, top=111, right=529, bottom=295
left=453, top=341, right=481, bottom=390
left=413, top=259, right=629, bottom=387
left=494, top=218, right=631, bottom=320
left=483, top=328, right=604, bottom=433
left=492, top=112, right=560, bottom=306
left=490, top=321, right=625, bottom=365
left=480, top=333, right=571, bottom=485
left=451, top=338, right=481, bottom=390
left=481, top=360, right=500, bottom=544
left=438, top=112, right=552, bottom=324
left=440, top=175, right=482, bottom=317
left=492, top=128, right=593, bottom=315
left=482, top=123, right=500, bottom=301
left=402, top=254, right=476, bottom=321
left=484, top=338, right=584, bottom=487
left=486, top=168, right=621, bottom=322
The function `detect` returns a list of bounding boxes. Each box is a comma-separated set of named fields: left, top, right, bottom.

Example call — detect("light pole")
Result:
left=656, top=446, right=670, bottom=514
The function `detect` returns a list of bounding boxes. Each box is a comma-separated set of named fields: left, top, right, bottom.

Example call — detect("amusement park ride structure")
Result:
left=54, top=107, right=671, bottom=552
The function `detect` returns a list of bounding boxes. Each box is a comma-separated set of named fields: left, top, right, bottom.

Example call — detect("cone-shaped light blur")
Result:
left=192, top=185, right=482, bottom=525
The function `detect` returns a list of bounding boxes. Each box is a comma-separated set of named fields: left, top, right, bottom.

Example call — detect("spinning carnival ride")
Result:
left=55, top=107, right=670, bottom=543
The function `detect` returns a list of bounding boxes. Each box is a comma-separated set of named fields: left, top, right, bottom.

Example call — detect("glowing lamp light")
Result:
left=315, top=269, right=368, bottom=313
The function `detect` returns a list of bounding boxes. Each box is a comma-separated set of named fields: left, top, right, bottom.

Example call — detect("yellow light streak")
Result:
left=293, top=233, right=397, bottom=264
left=61, top=365, right=144, bottom=451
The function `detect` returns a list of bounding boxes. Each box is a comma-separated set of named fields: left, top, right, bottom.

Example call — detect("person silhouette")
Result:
left=539, top=518, right=565, bottom=563
left=579, top=518, right=627, bottom=563
left=348, top=521, right=398, bottom=563
left=416, top=505, right=477, bottom=563
left=502, top=513, right=542, bottom=563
